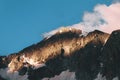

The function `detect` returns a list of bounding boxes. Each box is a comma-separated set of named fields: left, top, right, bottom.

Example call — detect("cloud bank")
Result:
left=44, top=2, right=120, bottom=38
left=70, top=2, right=120, bottom=33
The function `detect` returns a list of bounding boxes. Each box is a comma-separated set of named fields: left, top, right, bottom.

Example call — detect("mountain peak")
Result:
left=1, top=29, right=120, bottom=80
left=43, top=27, right=82, bottom=39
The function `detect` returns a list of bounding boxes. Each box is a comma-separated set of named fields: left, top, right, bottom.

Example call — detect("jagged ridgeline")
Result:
left=0, top=27, right=120, bottom=80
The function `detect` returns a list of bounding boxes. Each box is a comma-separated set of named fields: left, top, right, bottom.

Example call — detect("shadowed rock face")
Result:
left=101, top=30, right=120, bottom=80
left=0, top=56, right=7, bottom=68
left=1, top=28, right=120, bottom=80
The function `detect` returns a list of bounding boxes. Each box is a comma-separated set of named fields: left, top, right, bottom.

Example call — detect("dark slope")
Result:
left=101, top=30, right=120, bottom=80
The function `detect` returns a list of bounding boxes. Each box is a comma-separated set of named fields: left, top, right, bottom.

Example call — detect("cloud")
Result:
left=44, top=2, right=120, bottom=38
left=72, top=2, right=120, bottom=33
left=94, top=3, right=120, bottom=33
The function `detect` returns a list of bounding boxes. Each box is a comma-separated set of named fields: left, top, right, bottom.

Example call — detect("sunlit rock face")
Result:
left=1, top=28, right=120, bottom=80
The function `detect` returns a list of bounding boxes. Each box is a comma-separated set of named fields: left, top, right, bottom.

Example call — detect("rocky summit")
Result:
left=0, top=27, right=120, bottom=80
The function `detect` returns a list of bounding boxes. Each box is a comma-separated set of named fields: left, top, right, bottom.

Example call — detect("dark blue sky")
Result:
left=0, top=0, right=112, bottom=55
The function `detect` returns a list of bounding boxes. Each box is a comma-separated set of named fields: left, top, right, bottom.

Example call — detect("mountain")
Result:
left=0, top=27, right=120, bottom=80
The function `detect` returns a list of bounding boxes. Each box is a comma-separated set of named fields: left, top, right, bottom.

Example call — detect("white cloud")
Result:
left=94, top=3, right=120, bottom=33
left=44, top=2, right=120, bottom=38
left=74, top=2, right=120, bottom=33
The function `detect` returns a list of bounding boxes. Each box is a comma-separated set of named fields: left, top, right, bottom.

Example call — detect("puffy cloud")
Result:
left=73, top=2, right=120, bottom=33
left=44, top=2, right=120, bottom=38
left=95, top=3, right=120, bottom=33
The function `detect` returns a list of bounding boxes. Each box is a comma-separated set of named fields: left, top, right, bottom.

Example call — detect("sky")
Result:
left=0, top=0, right=119, bottom=55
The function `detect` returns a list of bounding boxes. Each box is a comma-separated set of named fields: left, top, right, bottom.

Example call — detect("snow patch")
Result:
left=94, top=45, right=97, bottom=48
left=31, top=63, right=46, bottom=69
left=42, top=27, right=69, bottom=38
left=43, top=27, right=82, bottom=39
left=42, top=70, right=76, bottom=80
left=94, top=73, right=106, bottom=80
left=112, top=77, right=119, bottom=80
left=100, top=63, right=104, bottom=68
left=22, top=55, right=46, bottom=69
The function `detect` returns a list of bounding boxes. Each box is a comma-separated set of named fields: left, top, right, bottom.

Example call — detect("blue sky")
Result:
left=0, top=0, right=112, bottom=55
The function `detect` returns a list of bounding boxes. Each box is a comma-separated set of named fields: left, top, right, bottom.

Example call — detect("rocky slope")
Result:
left=0, top=27, right=120, bottom=80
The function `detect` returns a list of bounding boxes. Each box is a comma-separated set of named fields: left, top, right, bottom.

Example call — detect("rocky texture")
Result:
left=0, top=28, right=120, bottom=80
left=101, top=30, right=120, bottom=80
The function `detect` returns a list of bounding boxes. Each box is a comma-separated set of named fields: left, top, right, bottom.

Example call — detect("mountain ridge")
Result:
left=1, top=28, right=120, bottom=80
